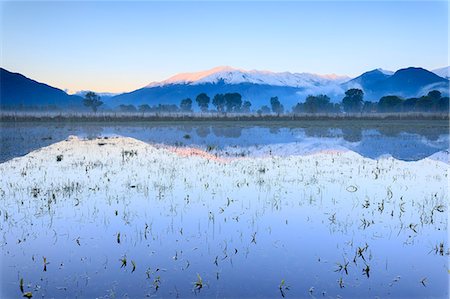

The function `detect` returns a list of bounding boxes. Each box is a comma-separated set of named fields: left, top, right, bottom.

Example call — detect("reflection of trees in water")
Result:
left=304, top=127, right=336, bottom=138
left=418, top=129, right=441, bottom=142
left=211, top=127, right=242, bottom=138
left=341, top=127, right=363, bottom=143
left=269, top=127, right=281, bottom=134
left=377, top=126, right=443, bottom=141
left=195, top=126, right=211, bottom=138
left=301, top=123, right=446, bottom=144
left=377, top=126, right=401, bottom=138
left=304, top=125, right=363, bottom=143
left=82, top=125, right=104, bottom=139
left=1, top=123, right=80, bottom=162
left=180, top=126, right=193, bottom=134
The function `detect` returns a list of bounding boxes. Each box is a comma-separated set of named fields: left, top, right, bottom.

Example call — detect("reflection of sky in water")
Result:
left=0, top=138, right=447, bottom=298
left=0, top=122, right=448, bottom=162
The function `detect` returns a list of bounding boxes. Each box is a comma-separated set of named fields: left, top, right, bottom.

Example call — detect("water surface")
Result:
left=1, top=120, right=448, bottom=162
left=0, top=121, right=448, bottom=298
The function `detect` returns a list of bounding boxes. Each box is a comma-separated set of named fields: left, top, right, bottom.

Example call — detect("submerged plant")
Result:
left=23, top=292, right=33, bottom=298
left=420, top=277, right=427, bottom=287
left=363, top=264, right=370, bottom=278
left=251, top=232, right=257, bottom=244
left=153, top=276, right=161, bottom=291
left=335, top=261, right=349, bottom=275
left=409, top=223, right=418, bottom=234
left=194, top=273, right=203, bottom=290
left=279, top=279, right=290, bottom=297
left=338, top=277, right=345, bottom=289
left=120, top=256, right=127, bottom=268
left=131, top=260, right=136, bottom=273
left=43, top=257, right=49, bottom=272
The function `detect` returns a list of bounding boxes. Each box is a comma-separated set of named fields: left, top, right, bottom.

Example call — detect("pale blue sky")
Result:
left=1, top=1, right=448, bottom=93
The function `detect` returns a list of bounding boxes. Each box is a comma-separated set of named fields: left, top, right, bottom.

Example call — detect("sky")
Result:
left=0, top=1, right=448, bottom=93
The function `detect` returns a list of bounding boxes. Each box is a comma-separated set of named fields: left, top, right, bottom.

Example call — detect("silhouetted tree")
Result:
left=224, top=93, right=242, bottom=112
left=83, top=91, right=103, bottom=112
left=119, top=104, right=137, bottom=112
left=437, top=97, right=449, bottom=112
left=212, top=94, right=226, bottom=113
left=292, top=103, right=304, bottom=114
left=427, top=90, right=442, bottom=101
left=402, top=98, right=418, bottom=112
left=303, top=94, right=334, bottom=113
left=415, top=96, right=434, bottom=112
left=293, top=97, right=340, bottom=114
left=138, top=104, right=151, bottom=112
left=241, top=100, right=252, bottom=113
left=196, top=93, right=210, bottom=112
left=378, top=95, right=404, bottom=112
left=415, top=90, right=447, bottom=112
left=180, top=98, right=193, bottom=112
left=155, top=104, right=179, bottom=113
left=270, top=96, right=284, bottom=114
left=361, top=101, right=377, bottom=113
left=342, top=88, right=364, bottom=113
left=257, top=105, right=271, bottom=116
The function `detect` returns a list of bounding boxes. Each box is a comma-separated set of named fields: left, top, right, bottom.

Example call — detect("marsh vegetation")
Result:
left=0, top=131, right=448, bottom=298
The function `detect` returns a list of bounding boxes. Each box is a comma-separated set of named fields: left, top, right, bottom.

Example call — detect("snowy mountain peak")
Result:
left=376, top=68, right=394, bottom=75
left=146, top=66, right=350, bottom=88
left=158, top=66, right=241, bottom=85
left=432, top=66, right=450, bottom=79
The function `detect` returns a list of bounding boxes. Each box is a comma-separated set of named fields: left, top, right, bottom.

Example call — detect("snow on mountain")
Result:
left=376, top=68, right=394, bottom=75
left=432, top=66, right=450, bottom=79
left=146, top=66, right=350, bottom=88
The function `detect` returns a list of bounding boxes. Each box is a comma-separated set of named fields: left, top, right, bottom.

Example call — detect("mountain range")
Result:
left=432, top=66, right=450, bottom=79
left=0, top=68, right=82, bottom=108
left=344, top=67, right=449, bottom=101
left=1, top=66, right=448, bottom=110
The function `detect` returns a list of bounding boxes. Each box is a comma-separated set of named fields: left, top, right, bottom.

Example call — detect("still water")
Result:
left=0, top=120, right=448, bottom=298
left=0, top=120, right=448, bottom=162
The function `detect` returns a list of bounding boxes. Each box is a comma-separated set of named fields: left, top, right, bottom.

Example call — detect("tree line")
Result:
left=83, top=89, right=449, bottom=114
left=119, top=93, right=253, bottom=113
left=292, top=89, right=449, bottom=114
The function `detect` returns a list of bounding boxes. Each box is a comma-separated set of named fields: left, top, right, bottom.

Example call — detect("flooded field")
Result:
left=0, top=121, right=448, bottom=298
left=1, top=120, right=449, bottom=162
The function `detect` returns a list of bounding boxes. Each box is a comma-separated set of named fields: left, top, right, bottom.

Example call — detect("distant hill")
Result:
left=2, top=66, right=448, bottom=111
left=113, top=66, right=449, bottom=109
left=344, top=67, right=449, bottom=100
left=73, top=90, right=120, bottom=101
left=432, top=66, right=450, bottom=79
left=109, top=82, right=327, bottom=110
left=343, top=69, right=392, bottom=94
left=110, top=66, right=349, bottom=109
left=0, top=68, right=83, bottom=109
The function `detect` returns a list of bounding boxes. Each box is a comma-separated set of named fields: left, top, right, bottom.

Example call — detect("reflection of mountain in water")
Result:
left=351, top=132, right=447, bottom=161
left=0, top=122, right=448, bottom=162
